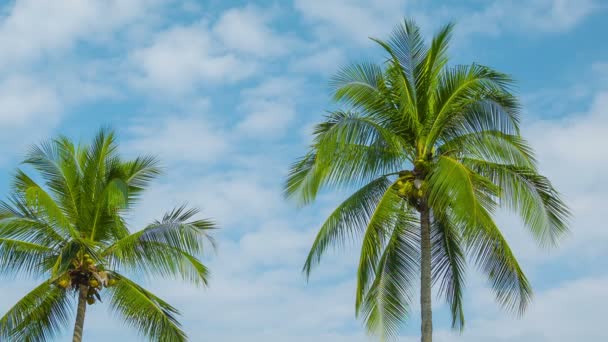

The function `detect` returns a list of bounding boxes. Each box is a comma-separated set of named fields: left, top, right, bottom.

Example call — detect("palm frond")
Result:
left=0, top=281, right=73, bottom=342
left=431, top=214, right=466, bottom=331
left=425, top=64, right=515, bottom=152
left=14, top=170, right=77, bottom=238
left=356, top=186, right=410, bottom=311
left=285, top=111, right=407, bottom=206
left=428, top=157, right=531, bottom=314
left=0, top=198, right=65, bottom=245
left=439, top=130, right=535, bottom=167
left=106, top=274, right=186, bottom=342
left=23, top=137, right=82, bottom=222
left=415, top=22, right=454, bottom=125
left=303, top=177, right=393, bottom=277
left=359, top=207, right=419, bottom=340
left=103, top=206, right=215, bottom=285
left=464, top=159, right=570, bottom=246
left=463, top=208, right=532, bottom=315
left=0, top=238, right=53, bottom=277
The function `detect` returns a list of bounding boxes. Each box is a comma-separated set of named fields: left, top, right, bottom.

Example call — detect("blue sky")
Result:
left=0, top=0, right=607, bottom=341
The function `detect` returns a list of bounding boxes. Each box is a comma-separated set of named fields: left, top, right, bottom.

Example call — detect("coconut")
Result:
left=89, top=279, right=99, bottom=288
left=87, top=297, right=95, bottom=305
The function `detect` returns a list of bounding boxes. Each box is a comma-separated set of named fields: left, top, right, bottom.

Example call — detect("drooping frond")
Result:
left=462, top=208, right=532, bottom=315
left=431, top=214, right=466, bottom=331
left=356, top=187, right=412, bottom=311
left=303, top=177, right=393, bottom=277
left=0, top=281, right=73, bottom=342
left=106, top=274, right=186, bottom=342
left=427, top=157, right=531, bottom=314
left=464, top=159, right=569, bottom=246
left=427, top=156, right=500, bottom=227
left=440, top=90, right=521, bottom=141
left=284, top=151, right=323, bottom=205
left=359, top=207, right=419, bottom=341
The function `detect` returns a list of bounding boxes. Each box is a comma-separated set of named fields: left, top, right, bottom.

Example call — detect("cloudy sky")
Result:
left=0, top=0, right=607, bottom=341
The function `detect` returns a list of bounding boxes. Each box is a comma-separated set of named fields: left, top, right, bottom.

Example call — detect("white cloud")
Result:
left=0, top=76, right=61, bottom=126
left=455, top=0, right=600, bottom=38
left=0, top=0, right=163, bottom=70
left=129, top=22, right=256, bottom=93
left=0, top=75, right=64, bottom=164
left=523, top=90, right=608, bottom=257
left=290, top=47, right=346, bottom=75
left=294, top=0, right=600, bottom=47
left=429, top=275, right=608, bottom=342
left=126, top=113, right=230, bottom=164
left=213, top=5, right=298, bottom=58
left=236, top=77, right=303, bottom=139
left=294, top=0, right=407, bottom=45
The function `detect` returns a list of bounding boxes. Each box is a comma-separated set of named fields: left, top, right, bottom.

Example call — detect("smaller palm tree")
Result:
left=0, top=129, right=216, bottom=342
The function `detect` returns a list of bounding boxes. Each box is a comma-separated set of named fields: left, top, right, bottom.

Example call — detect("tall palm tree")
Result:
left=285, top=20, right=569, bottom=341
left=0, top=128, right=216, bottom=342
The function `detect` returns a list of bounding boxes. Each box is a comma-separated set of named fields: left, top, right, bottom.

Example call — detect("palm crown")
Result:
left=285, top=20, right=569, bottom=340
left=0, top=129, right=216, bottom=342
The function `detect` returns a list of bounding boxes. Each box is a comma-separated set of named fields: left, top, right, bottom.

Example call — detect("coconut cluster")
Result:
left=394, top=171, right=418, bottom=198
left=54, top=253, right=118, bottom=305
left=393, top=157, right=432, bottom=208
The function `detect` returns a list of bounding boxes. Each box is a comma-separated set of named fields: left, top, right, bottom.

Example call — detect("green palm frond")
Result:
left=465, top=160, right=569, bottom=245
left=0, top=198, right=65, bottom=246
left=425, top=64, right=516, bottom=152
left=463, top=208, right=532, bottom=314
left=331, top=62, right=387, bottom=113
left=106, top=274, right=186, bottom=342
left=14, top=170, right=77, bottom=239
left=439, top=130, right=535, bottom=167
left=0, top=281, right=73, bottom=342
left=415, top=22, right=454, bottom=125
left=123, top=155, right=163, bottom=205
left=359, top=207, right=419, bottom=340
left=0, top=238, right=53, bottom=276
left=428, top=157, right=531, bottom=314
left=103, top=205, right=215, bottom=285
left=303, top=177, right=393, bottom=277
left=356, top=186, right=410, bottom=311
left=431, top=214, right=466, bottom=331
left=285, top=112, right=407, bottom=205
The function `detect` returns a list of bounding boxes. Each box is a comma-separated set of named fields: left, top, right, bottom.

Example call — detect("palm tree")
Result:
left=285, top=19, right=569, bottom=341
left=0, top=128, right=216, bottom=342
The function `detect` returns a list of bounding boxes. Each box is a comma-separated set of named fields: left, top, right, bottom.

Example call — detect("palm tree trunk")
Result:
left=72, top=284, right=88, bottom=342
left=420, top=204, right=433, bottom=342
